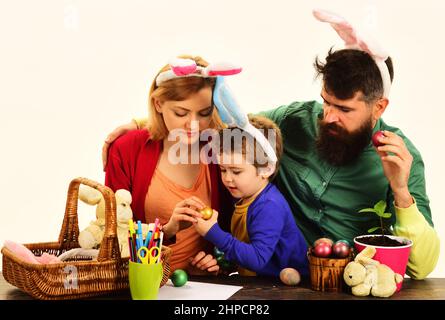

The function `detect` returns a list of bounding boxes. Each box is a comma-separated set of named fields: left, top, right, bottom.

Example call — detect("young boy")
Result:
left=194, top=115, right=308, bottom=277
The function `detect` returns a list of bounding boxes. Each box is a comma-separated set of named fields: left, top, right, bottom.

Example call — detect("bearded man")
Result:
left=257, top=48, right=439, bottom=280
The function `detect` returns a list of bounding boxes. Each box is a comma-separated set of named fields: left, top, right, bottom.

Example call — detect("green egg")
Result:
left=219, top=259, right=233, bottom=270
left=170, top=269, right=188, bottom=287
left=216, top=255, right=233, bottom=270
left=213, top=247, right=224, bottom=258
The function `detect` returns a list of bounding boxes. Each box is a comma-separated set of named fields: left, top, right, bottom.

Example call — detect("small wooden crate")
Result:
left=307, top=247, right=353, bottom=292
left=1, top=177, right=172, bottom=300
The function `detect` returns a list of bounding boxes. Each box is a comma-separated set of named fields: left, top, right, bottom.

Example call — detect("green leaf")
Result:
left=382, top=212, right=392, bottom=218
left=374, top=211, right=392, bottom=218
left=374, top=200, right=387, bottom=214
left=358, top=208, right=376, bottom=213
left=367, top=226, right=380, bottom=233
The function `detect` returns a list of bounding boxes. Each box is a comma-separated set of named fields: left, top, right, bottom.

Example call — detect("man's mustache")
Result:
left=320, top=121, right=348, bottom=135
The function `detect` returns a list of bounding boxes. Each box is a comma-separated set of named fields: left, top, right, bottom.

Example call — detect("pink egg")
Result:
left=314, top=242, right=332, bottom=258
left=332, top=241, right=350, bottom=258
left=313, top=237, right=333, bottom=248
left=372, top=131, right=385, bottom=147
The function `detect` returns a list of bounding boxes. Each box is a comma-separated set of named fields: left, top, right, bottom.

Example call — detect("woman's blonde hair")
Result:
left=147, top=55, right=225, bottom=140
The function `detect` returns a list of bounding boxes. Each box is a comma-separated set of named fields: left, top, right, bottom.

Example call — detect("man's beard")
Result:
left=316, top=117, right=373, bottom=166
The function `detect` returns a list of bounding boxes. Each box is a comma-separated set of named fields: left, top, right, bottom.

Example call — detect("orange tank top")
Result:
left=145, top=163, right=212, bottom=272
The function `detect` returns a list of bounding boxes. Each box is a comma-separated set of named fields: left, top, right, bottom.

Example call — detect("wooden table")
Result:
left=1, top=272, right=444, bottom=300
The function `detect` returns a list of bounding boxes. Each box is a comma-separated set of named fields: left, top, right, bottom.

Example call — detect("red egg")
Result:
left=332, top=241, right=350, bottom=258
left=372, top=131, right=385, bottom=147
left=314, top=242, right=332, bottom=258
left=313, top=237, right=333, bottom=248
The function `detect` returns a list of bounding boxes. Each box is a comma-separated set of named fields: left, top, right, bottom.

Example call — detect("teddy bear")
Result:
left=78, top=185, right=148, bottom=258
left=343, top=246, right=404, bottom=298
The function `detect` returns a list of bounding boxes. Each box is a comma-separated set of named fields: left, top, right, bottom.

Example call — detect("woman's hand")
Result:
left=187, top=251, right=220, bottom=275
left=162, top=196, right=206, bottom=239
left=102, top=120, right=138, bottom=170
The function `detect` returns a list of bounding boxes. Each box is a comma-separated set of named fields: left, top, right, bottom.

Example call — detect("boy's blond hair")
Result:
left=218, top=114, right=283, bottom=180
left=147, top=55, right=225, bottom=140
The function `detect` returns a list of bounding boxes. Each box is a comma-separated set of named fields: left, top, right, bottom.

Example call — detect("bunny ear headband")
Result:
left=155, top=58, right=243, bottom=86
left=156, top=57, right=278, bottom=166
left=213, top=76, right=278, bottom=165
left=312, top=9, right=391, bottom=98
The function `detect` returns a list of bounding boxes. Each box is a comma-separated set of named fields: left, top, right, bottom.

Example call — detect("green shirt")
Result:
left=259, top=100, right=433, bottom=246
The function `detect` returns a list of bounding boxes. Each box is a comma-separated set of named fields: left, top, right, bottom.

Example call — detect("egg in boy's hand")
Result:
left=199, top=206, right=213, bottom=220
left=195, top=209, right=219, bottom=236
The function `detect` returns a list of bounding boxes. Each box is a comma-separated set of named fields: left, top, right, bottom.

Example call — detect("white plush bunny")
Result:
left=343, top=246, right=403, bottom=298
left=78, top=185, right=148, bottom=257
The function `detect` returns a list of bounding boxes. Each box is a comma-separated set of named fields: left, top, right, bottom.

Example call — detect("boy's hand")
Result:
left=194, top=209, right=218, bottom=237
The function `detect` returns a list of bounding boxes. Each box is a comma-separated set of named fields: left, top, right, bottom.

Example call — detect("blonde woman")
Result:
left=105, top=56, right=237, bottom=274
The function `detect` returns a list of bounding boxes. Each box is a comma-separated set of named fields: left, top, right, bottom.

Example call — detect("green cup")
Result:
left=128, top=261, right=163, bottom=300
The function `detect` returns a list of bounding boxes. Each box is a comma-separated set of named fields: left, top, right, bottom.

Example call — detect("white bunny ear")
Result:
left=313, top=9, right=358, bottom=47
left=313, top=8, right=389, bottom=59
left=313, top=8, right=391, bottom=98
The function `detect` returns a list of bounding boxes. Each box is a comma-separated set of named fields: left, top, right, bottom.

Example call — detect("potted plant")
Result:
left=354, top=200, right=412, bottom=292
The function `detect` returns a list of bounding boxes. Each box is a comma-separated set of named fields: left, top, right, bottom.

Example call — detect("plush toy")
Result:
left=3, top=240, right=98, bottom=264
left=3, top=240, right=60, bottom=264
left=343, top=246, right=403, bottom=298
left=78, top=185, right=148, bottom=257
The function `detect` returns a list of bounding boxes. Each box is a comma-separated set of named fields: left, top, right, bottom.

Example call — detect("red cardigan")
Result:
left=105, top=130, right=233, bottom=231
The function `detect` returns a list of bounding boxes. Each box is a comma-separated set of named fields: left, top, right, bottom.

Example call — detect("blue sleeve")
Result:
left=205, top=200, right=285, bottom=272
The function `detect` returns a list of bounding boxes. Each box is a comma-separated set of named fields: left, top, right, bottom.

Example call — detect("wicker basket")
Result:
left=307, top=247, right=353, bottom=292
left=1, top=177, right=172, bottom=300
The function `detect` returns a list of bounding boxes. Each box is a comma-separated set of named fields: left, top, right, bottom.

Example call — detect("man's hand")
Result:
left=102, top=120, right=139, bottom=170
left=375, top=130, right=414, bottom=208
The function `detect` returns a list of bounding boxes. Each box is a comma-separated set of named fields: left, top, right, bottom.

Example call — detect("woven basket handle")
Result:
left=58, top=177, right=121, bottom=262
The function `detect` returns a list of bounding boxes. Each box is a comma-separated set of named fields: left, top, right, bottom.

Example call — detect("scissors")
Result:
left=137, top=246, right=160, bottom=265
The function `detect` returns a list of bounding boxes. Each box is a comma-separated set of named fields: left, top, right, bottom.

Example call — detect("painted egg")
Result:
left=279, top=268, right=301, bottom=286
left=199, top=207, right=213, bottom=220
left=332, top=241, right=351, bottom=258
left=372, top=130, right=385, bottom=147
left=336, top=239, right=351, bottom=247
left=170, top=269, right=188, bottom=287
left=313, top=237, right=333, bottom=248
left=314, top=242, right=332, bottom=258
left=213, top=247, right=224, bottom=258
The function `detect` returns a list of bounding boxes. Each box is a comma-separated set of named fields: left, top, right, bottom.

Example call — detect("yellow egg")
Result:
left=199, top=207, right=213, bottom=220
left=279, top=268, right=301, bottom=286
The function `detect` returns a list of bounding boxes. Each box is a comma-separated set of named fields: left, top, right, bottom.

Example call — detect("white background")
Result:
left=0, top=0, right=443, bottom=277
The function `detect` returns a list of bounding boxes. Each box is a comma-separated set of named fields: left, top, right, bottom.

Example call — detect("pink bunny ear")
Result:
left=205, top=62, right=242, bottom=76
left=156, top=57, right=242, bottom=86
left=169, top=58, right=197, bottom=76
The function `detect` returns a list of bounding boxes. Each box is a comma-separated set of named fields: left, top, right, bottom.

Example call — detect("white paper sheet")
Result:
left=157, top=280, right=243, bottom=300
